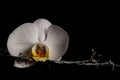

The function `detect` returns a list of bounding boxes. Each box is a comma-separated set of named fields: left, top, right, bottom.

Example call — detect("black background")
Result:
left=0, top=1, right=120, bottom=74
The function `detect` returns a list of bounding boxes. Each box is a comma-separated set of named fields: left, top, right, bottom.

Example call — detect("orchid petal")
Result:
left=34, top=18, right=52, bottom=42
left=14, top=59, right=35, bottom=68
left=45, top=25, right=69, bottom=61
left=7, top=23, right=39, bottom=57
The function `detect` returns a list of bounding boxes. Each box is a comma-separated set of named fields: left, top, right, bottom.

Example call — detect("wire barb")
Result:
left=1, top=48, right=120, bottom=71
left=54, top=48, right=120, bottom=71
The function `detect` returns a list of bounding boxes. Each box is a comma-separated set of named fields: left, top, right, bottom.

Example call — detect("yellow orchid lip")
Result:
left=31, top=43, right=49, bottom=62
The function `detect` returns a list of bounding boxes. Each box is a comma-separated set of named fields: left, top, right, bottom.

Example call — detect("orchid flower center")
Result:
left=31, top=43, right=49, bottom=62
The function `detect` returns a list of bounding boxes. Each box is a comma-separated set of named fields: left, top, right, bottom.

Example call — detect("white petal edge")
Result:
left=7, top=23, right=39, bottom=57
left=44, top=25, right=69, bottom=61
left=34, top=18, right=52, bottom=42
left=14, top=59, right=35, bottom=68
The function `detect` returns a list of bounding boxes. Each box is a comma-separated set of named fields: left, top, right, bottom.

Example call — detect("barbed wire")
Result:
left=54, top=48, right=120, bottom=71
left=1, top=48, right=120, bottom=71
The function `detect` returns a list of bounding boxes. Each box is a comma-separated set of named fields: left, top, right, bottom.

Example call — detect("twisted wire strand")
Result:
left=1, top=48, right=120, bottom=71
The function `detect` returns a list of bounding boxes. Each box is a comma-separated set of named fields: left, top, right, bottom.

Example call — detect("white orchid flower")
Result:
left=7, top=19, right=69, bottom=68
